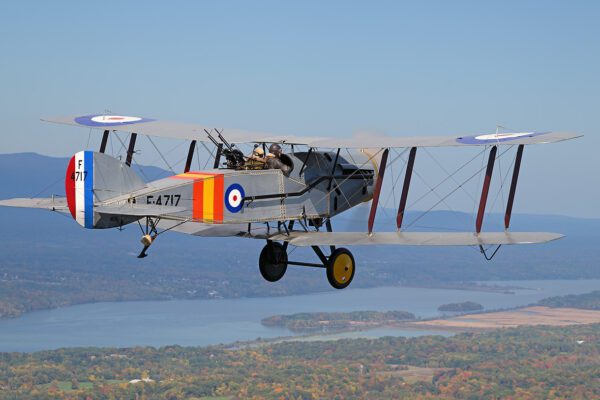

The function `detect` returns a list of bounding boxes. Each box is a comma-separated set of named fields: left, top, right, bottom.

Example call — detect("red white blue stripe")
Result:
left=65, top=151, right=95, bottom=228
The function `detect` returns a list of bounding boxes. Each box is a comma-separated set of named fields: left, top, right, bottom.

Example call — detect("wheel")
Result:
left=259, top=242, right=288, bottom=282
left=326, top=248, right=355, bottom=289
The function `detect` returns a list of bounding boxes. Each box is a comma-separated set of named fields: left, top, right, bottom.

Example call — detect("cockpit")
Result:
left=221, top=144, right=294, bottom=176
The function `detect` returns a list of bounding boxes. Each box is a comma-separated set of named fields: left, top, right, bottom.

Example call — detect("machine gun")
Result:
left=204, top=129, right=245, bottom=169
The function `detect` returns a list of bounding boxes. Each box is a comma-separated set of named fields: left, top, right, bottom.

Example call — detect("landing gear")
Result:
left=137, top=217, right=160, bottom=258
left=326, top=248, right=355, bottom=289
left=257, top=221, right=356, bottom=289
left=259, top=241, right=288, bottom=282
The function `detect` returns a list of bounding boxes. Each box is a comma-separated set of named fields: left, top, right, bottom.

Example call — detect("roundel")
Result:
left=90, top=115, right=142, bottom=124
left=455, top=131, right=548, bottom=144
left=225, top=184, right=245, bottom=213
left=73, top=114, right=155, bottom=127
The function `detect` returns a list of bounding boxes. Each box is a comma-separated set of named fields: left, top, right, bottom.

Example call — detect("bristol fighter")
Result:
left=0, top=114, right=581, bottom=289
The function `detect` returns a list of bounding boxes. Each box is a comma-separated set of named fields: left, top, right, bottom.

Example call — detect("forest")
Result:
left=0, top=323, right=598, bottom=399
left=437, top=301, right=483, bottom=312
left=261, top=310, right=416, bottom=333
left=538, top=290, right=600, bottom=310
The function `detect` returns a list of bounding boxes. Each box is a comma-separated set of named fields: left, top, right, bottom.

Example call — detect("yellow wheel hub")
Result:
left=332, top=253, right=354, bottom=284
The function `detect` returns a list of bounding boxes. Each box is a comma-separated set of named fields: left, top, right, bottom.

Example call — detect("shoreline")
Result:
left=234, top=305, right=600, bottom=349
left=0, top=280, right=532, bottom=320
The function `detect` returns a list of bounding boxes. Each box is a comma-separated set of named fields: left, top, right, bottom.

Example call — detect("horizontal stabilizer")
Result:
left=157, top=220, right=249, bottom=237
left=0, top=197, right=68, bottom=211
left=95, top=204, right=187, bottom=218
left=254, top=231, right=564, bottom=247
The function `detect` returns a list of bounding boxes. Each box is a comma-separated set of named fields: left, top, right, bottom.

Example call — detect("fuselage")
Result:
left=92, top=150, right=378, bottom=228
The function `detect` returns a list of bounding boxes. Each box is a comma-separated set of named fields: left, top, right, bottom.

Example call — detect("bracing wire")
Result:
left=423, top=147, right=477, bottom=203
left=407, top=147, right=487, bottom=210
left=112, top=132, right=150, bottom=182
left=404, top=145, right=514, bottom=231
left=147, top=136, right=175, bottom=174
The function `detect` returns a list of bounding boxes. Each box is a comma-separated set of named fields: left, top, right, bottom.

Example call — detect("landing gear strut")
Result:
left=137, top=217, right=160, bottom=258
left=258, top=220, right=356, bottom=289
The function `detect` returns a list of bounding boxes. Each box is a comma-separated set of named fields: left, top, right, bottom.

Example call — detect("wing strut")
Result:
left=184, top=140, right=197, bottom=173
left=327, top=148, right=341, bottom=191
left=99, top=130, right=109, bottom=153
left=396, top=147, right=417, bottom=230
left=125, top=133, right=138, bottom=167
left=504, top=144, right=524, bottom=230
left=475, top=145, right=497, bottom=233
left=213, top=143, right=223, bottom=169
left=368, top=148, right=389, bottom=235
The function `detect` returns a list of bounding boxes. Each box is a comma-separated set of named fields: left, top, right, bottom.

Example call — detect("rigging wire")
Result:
left=144, top=140, right=187, bottom=168
left=401, top=148, right=488, bottom=230
left=423, top=147, right=477, bottom=203
left=381, top=148, right=409, bottom=210
left=112, top=132, right=150, bottom=182
left=109, top=130, right=115, bottom=157
left=407, top=147, right=487, bottom=210
left=86, top=129, right=92, bottom=150
left=404, top=145, right=514, bottom=231
left=146, top=136, right=175, bottom=174
left=32, top=176, right=65, bottom=198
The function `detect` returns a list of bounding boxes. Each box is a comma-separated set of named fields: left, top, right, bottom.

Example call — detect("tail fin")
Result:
left=65, top=151, right=146, bottom=228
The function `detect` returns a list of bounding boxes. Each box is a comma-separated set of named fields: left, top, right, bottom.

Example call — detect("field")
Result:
left=410, top=306, right=600, bottom=331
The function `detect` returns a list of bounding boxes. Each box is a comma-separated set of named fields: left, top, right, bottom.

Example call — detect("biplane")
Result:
left=0, top=114, right=581, bottom=289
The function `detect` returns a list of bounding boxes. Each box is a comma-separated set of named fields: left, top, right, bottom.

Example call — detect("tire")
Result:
left=326, top=248, right=355, bottom=289
left=259, top=242, right=288, bottom=282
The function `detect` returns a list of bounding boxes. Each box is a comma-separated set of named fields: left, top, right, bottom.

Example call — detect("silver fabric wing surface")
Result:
left=255, top=231, right=564, bottom=247
left=43, top=115, right=581, bottom=148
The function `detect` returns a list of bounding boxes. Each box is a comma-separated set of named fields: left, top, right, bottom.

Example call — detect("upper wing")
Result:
left=43, top=114, right=581, bottom=148
left=246, top=231, right=564, bottom=246
left=43, top=114, right=322, bottom=146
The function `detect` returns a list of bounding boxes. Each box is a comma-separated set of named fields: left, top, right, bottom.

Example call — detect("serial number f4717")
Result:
left=146, top=194, right=181, bottom=206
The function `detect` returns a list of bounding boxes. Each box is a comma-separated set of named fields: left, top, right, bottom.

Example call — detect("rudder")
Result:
left=65, top=151, right=146, bottom=228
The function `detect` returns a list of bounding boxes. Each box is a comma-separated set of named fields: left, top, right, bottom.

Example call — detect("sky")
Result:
left=0, top=1, right=598, bottom=218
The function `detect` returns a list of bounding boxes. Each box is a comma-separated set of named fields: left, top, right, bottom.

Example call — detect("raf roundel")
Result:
left=456, top=131, right=549, bottom=144
left=225, top=184, right=245, bottom=213
left=74, top=114, right=155, bottom=127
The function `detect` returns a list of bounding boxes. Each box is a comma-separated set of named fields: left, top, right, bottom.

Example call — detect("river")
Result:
left=0, top=279, right=598, bottom=352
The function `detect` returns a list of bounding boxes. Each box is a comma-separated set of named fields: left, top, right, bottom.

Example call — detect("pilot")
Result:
left=266, top=143, right=291, bottom=174
left=245, top=146, right=266, bottom=169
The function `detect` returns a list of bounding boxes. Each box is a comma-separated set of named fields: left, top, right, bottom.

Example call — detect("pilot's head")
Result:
left=269, top=143, right=282, bottom=157
left=253, top=147, right=265, bottom=157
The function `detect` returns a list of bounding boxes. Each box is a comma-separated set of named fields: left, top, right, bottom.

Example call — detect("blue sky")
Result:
left=0, top=1, right=598, bottom=217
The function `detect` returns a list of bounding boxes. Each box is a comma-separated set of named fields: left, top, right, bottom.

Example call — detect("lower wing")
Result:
left=160, top=220, right=563, bottom=246
left=242, top=231, right=563, bottom=246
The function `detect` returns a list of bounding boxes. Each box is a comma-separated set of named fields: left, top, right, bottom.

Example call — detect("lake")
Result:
left=0, top=279, right=598, bottom=352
